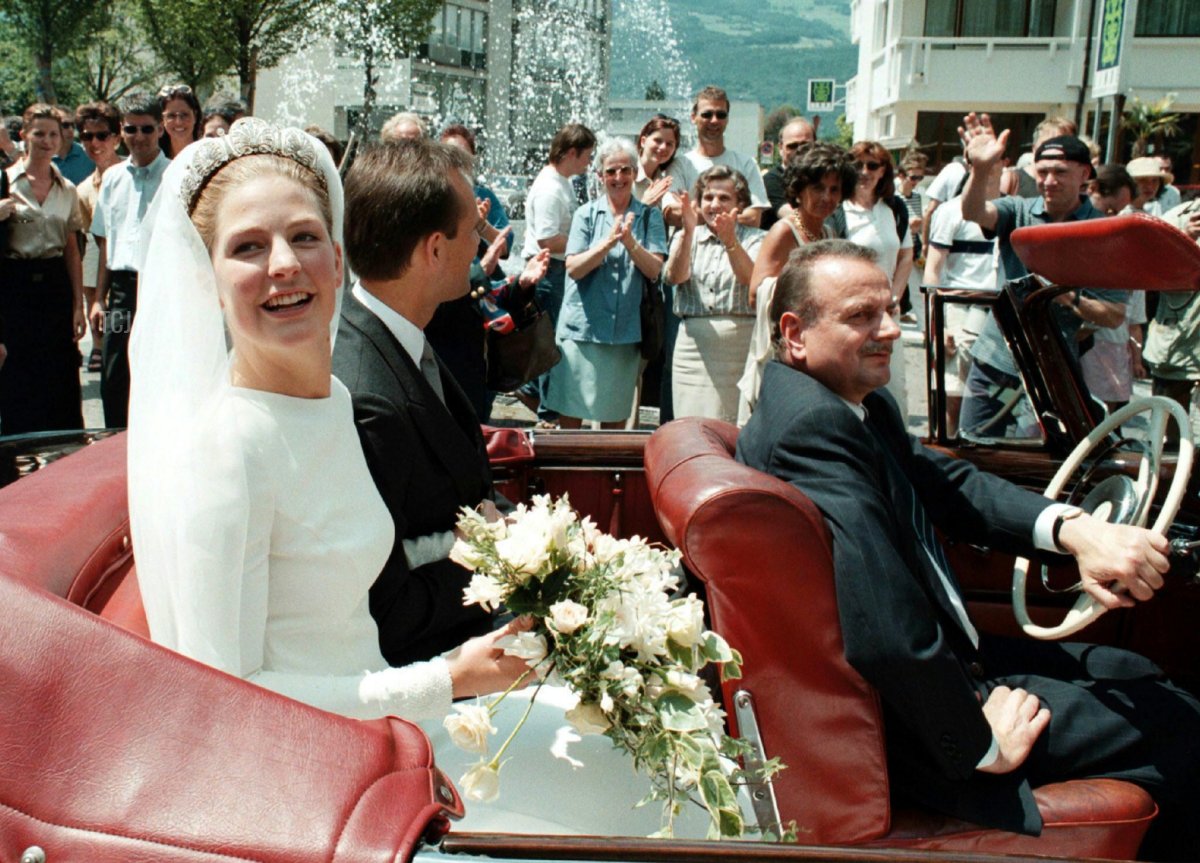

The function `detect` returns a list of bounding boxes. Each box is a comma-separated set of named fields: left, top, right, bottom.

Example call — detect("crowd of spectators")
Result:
left=1, top=82, right=1197, bottom=439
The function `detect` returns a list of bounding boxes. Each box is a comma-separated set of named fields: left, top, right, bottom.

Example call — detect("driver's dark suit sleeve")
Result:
left=738, top=363, right=1049, bottom=795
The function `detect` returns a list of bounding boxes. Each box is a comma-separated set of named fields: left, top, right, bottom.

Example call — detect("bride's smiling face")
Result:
left=210, top=173, right=342, bottom=366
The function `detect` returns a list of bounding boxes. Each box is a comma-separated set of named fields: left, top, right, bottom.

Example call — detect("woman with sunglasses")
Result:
left=157, top=84, right=201, bottom=158
left=846, top=141, right=914, bottom=410
left=0, top=103, right=87, bottom=434
left=546, top=137, right=666, bottom=428
left=75, top=102, right=124, bottom=372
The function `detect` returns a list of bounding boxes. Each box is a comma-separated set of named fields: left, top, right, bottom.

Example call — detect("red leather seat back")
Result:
left=0, top=570, right=462, bottom=862
left=0, top=433, right=147, bottom=635
left=1011, top=212, right=1200, bottom=291
left=645, top=418, right=891, bottom=845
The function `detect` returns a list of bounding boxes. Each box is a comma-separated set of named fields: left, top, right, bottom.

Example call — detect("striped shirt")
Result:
left=670, top=224, right=763, bottom=318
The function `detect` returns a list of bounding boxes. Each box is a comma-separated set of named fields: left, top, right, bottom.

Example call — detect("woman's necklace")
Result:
left=790, top=211, right=821, bottom=243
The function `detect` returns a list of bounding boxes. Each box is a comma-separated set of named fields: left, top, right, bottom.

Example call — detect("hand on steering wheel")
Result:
left=1012, top=396, right=1193, bottom=639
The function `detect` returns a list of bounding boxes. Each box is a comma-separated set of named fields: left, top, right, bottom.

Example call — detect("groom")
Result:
left=334, top=139, right=498, bottom=666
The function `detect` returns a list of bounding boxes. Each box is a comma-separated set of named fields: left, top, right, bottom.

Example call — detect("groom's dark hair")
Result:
left=343, top=138, right=474, bottom=280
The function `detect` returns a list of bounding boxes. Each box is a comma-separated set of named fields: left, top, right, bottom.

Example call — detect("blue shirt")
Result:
left=91, top=152, right=169, bottom=273
left=556, top=197, right=667, bottom=345
left=53, top=141, right=95, bottom=186
left=476, top=182, right=511, bottom=258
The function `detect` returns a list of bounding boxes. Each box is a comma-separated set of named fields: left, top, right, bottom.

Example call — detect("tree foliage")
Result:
left=644, top=80, right=666, bottom=101
left=763, top=104, right=801, bottom=147
left=135, top=0, right=236, bottom=95
left=327, top=0, right=441, bottom=136
left=0, top=0, right=111, bottom=103
left=1122, top=93, right=1182, bottom=159
left=58, top=0, right=163, bottom=103
left=224, top=0, right=323, bottom=112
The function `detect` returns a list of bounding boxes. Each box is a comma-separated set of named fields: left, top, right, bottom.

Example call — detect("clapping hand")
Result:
left=608, top=212, right=636, bottom=250
left=679, top=192, right=698, bottom=232
left=476, top=196, right=491, bottom=224
left=711, top=209, right=739, bottom=249
left=480, top=226, right=512, bottom=276
left=641, top=175, right=673, bottom=208
left=519, top=248, right=551, bottom=289
left=959, top=112, right=1009, bottom=170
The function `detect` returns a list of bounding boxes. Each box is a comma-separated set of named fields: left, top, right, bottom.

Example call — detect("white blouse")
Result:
left=137, top=378, right=453, bottom=720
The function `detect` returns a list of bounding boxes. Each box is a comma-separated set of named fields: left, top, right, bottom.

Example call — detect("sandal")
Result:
left=87, top=348, right=102, bottom=372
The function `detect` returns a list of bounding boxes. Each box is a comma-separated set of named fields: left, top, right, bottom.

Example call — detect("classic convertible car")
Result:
left=2, top=216, right=1198, bottom=863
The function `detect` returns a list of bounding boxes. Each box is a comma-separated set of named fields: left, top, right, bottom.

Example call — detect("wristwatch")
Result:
left=1051, top=506, right=1085, bottom=552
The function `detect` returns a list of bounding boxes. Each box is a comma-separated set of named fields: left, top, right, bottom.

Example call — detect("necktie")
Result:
left=866, top=418, right=980, bottom=647
left=419, top=340, right=445, bottom=404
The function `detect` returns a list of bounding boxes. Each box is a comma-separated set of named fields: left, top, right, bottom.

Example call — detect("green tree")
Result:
left=225, top=0, right=324, bottom=113
left=0, top=0, right=110, bottom=103
left=763, top=104, right=800, bottom=147
left=644, top=79, right=666, bottom=101
left=136, top=0, right=236, bottom=95
left=59, top=1, right=163, bottom=103
left=832, top=114, right=854, bottom=149
left=327, top=0, right=441, bottom=136
left=1122, top=92, right=1182, bottom=158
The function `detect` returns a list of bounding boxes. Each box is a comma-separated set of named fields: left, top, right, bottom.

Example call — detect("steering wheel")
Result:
left=1012, top=396, right=1194, bottom=639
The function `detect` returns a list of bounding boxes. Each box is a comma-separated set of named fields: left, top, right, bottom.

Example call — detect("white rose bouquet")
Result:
left=444, top=494, right=784, bottom=839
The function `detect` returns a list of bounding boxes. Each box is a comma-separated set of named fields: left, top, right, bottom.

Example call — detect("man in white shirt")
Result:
left=518, top=123, right=596, bottom=421
left=90, top=93, right=168, bottom=427
left=683, top=86, right=769, bottom=227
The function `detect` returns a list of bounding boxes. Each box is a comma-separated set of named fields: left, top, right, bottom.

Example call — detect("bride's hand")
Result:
left=448, top=617, right=536, bottom=699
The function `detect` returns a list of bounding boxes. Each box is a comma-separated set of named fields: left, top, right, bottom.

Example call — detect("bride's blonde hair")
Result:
left=190, top=154, right=333, bottom=251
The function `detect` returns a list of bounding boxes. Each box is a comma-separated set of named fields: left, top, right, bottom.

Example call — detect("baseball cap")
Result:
left=1034, top=135, right=1095, bottom=177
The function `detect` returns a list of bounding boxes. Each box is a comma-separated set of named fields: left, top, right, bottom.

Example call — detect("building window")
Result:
left=925, top=0, right=1056, bottom=37
left=1137, top=0, right=1200, bottom=36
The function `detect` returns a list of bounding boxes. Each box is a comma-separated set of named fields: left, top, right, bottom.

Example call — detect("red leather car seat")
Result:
left=0, top=433, right=146, bottom=634
left=645, top=418, right=1155, bottom=859
left=0, top=434, right=463, bottom=862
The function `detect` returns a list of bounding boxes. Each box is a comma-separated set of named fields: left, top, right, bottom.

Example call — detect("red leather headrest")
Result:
left=1011, top=212, right=1200, bottom=291
left=482, top=425, right=535, bottom=464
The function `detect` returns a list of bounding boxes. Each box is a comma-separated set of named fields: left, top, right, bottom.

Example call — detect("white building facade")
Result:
left=846, top=0, right=1200, bottom=180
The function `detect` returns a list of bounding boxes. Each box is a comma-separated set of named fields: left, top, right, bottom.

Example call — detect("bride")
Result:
left=128, top=119, right=714, bottom=837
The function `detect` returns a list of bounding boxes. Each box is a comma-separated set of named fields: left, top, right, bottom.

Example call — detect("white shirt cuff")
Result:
left=402, top=530, right=457, bottom=570
left=975, top=735, right=1000, bottom=770
left=1033, top=503, right=1073, bottom=553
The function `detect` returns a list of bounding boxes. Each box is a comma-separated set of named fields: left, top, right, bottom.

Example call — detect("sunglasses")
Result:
left=856, top=161, right=883, bottom=171
left=60, top=121, right=75, bottom=130
left=603, top=165, right=634, bottom=177
left=906, top=174, right=925, bottom=181
left=123, top=124, right=157, bottom=135
left=80, top=131, right=113, bottom=142
left=698, top=110, right=728, bottom=121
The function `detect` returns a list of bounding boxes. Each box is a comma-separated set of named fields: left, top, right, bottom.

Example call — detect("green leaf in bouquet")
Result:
left=656, top=693, right=708, bottom=732
left=717, top=806, right=745, bottom=838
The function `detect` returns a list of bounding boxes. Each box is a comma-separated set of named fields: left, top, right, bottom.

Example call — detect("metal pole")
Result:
left=1091, top=98, right=1104, bottom=158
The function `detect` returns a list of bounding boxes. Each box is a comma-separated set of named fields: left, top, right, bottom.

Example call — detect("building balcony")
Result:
left=867, top=36, right=1083, bottom=112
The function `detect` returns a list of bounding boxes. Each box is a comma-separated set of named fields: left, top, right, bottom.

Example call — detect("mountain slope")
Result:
left=610, top=0, right=856, bottom=111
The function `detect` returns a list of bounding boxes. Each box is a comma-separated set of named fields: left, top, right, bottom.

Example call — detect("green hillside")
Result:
left=610, top=0, right=856, bottom=111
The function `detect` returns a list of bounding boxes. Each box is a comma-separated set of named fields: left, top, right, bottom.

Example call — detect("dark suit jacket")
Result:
left=737, top=361, right=1052, bottom=833
left=332, top=289, right=493, bottom=666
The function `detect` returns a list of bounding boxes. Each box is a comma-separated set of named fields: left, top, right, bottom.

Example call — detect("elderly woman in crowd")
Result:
left=546, top=137, right=667, bottom=428
left=738, top=142, right=856, bottom=423
left=157, top=84, right=201, bottom=158
left=664, top=166, right=762, bottom=422
left=0, top=103, right=86, bottom=434
left=846, top=140, right=914, bottom=410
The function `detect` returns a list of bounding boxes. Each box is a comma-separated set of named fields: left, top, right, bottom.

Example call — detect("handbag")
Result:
left=639, top=278, right=665, bottom=361
left=486, top=301, right=561, bottom=392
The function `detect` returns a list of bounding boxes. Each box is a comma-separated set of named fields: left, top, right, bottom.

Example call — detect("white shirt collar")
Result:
left=840, top=395, right=867, bottom=421
left=352, top=281, right=427, bottom=368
